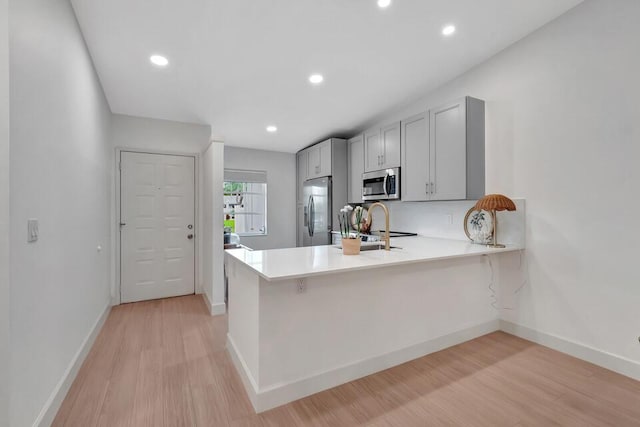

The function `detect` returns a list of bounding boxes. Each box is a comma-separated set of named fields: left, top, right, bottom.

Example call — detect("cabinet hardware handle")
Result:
left=425, top=183, right=428, bottom=194
left=431, top=182, right=434, bottom=194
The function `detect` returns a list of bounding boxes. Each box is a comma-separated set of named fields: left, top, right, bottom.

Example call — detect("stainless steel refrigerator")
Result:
left=302, top=177, right=332, bottom=246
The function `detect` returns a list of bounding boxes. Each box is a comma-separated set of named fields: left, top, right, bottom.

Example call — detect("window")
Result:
left=223, top=169, right=267, bottom=236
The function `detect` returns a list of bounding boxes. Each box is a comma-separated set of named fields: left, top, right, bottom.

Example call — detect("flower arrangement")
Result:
left=338, top=205, right=365, bottom=239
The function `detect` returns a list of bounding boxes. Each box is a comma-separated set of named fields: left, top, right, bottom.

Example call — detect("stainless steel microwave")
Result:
left=362, top=168, right=400, bottom=201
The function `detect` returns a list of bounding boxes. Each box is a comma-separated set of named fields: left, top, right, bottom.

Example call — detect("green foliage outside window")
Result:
left=223, top=181, right=245, bottom=195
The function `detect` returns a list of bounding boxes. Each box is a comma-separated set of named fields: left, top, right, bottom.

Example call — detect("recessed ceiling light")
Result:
left=150, top=55, right=169, bottom=67
left=266, top=125, right=278, bottom=133
left=442, top=25, right=456, bottom=36
left=309, top=74, right=324, bottom=85
left=377, top=0, right=391, bottom=8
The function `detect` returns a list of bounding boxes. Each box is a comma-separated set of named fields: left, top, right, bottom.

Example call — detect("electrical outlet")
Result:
left=445, top=213, right=453, bottom=225
left=297, top=279, right=307, bottom=293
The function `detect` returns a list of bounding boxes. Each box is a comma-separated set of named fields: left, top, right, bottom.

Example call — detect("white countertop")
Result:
left=225, top=236, right=523, bottom=282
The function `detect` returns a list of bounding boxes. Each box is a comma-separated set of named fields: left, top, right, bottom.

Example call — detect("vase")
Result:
left=342, top=238, right=361, bottom=255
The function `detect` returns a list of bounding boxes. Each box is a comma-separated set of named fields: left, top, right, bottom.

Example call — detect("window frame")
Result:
left=223, top=171, right=268, bottom=237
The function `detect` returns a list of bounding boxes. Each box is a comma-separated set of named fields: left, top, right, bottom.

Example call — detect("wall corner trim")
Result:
left=201, top=291, right=226, bottom=316
left=34, top=302, right=112, bottom=427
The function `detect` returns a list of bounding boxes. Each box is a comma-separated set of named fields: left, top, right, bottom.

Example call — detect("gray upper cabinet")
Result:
left=401, top=96, right=485, bottom=201
left=401, top=112, right=429, bottom=201
left=347, top=134, right=364, bottom=203
left=380, top=122, right=401, bottom=169
left=296, top=151, right=307, bottom=202
left=364, top=129, right=380, bottom=173
left=307, top=139, right=332, bottom=179
left=363, top=121, right=401, bottom=172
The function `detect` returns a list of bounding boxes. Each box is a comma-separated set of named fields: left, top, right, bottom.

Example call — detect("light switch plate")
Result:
left=28, top=219, right=38, bottom=242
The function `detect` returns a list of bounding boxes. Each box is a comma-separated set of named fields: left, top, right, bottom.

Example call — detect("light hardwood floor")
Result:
left=53, top=295, right=640, bottom=426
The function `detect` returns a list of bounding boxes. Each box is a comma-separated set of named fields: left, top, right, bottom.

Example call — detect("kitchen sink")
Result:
left=359, top=244, right=400, bottom=251
left=334, top=243, right=400, bottom=251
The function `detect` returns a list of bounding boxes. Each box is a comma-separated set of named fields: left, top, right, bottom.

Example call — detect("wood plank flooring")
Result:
left=53, top=295, right=640, bottom=426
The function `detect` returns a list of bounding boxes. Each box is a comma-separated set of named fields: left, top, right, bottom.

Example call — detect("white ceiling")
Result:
left=71, top=0, right=582, bottom=153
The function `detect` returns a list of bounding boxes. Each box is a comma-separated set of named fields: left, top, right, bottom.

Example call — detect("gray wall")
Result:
left=9, top=0, right=113, bottom=425
left=362, top=0, right=640, bottom=369
left=0, top=0, right=9, bottom=424
left=224, top=146, right=296, bottom=250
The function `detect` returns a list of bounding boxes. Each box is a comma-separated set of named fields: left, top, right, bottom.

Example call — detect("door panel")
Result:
left=364, top=130, right=380, bottom=172
left=302, top=178, right=331, bottom=246
left=318, top=140, right=332, bottom=177
left=430, top=99, right=467, bottom=200
left=401, top=112, right=429, bottom=201
left=381, top=121, right=401, bottom=168
left=296, top=151, right=307, bottom=201
left=121, top=152, right=195, bottom=303
left=307, top=146, right=321, bottom=178
left=348, top=135, right=364, bottom=203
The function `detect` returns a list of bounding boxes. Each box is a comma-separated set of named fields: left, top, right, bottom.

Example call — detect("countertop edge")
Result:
left=225, top=243, right=523, bottom=282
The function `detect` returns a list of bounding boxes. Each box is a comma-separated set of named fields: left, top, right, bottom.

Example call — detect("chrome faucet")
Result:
left=367, top=202, right=390, bottom=251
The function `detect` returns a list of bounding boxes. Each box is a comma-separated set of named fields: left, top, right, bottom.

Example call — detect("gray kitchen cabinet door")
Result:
left=307, top=139, right=332, bottom=179
left=297, top=151, right=307, bottom=201
left=318, top=139, right=332, bottom=177
left=347, top=134, right=364, bottom=203
left=363, top=129, right=381, bottom=172
left=380, top=121, right=401, bottom=169
left=401, top=112, right=429, bottom=201
left=429, top=98, right=467, bottom=200
left=307, top=145, right=321, bottom=179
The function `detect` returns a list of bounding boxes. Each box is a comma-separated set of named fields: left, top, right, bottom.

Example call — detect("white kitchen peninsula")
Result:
left=225, top=237, right=523, bottom=412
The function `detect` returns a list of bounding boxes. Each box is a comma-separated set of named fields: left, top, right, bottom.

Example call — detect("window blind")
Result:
left=224, top=169, right=267, bottom=183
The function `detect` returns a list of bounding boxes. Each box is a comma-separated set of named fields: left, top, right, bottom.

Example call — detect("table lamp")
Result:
left=474, top=194, right=516, bottom=248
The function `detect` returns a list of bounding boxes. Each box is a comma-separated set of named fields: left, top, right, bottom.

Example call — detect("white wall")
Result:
left=111, top=113, right=211, bottom=153
left=0, top=0, right=9, bottom=424
left=202, top=141, right=225, bottom=314
left=9, top=0, right=113, bottom=425
left=224, top=146, right=296, bottom=250
left=360, top=0, right=640, bottom=372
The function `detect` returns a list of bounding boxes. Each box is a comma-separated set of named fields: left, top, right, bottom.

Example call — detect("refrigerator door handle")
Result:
left=310, top=196, right=315, bottom=236
left=303, top=204, right=308, bottom=227
left=383, top=173, right=389, bottom=197
left=307, top=195, right=312, bottom=236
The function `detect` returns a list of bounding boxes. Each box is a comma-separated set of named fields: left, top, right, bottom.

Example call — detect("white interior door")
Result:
left=120, top=152, right=195, bottom=303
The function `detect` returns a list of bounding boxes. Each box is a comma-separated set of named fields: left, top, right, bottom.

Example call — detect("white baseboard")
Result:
left=226, top=334, right=260, bottom=410
left=34, top=302, right=112, bottom=427
left=201, top=291, right=226, bottom=316
left=500, top=320, right=640, bottom=381
left=229, top=319, right=500, bottom=413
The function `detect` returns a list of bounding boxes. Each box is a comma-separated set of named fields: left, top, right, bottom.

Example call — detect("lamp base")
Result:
left=486, top=243, right=506, bottom=249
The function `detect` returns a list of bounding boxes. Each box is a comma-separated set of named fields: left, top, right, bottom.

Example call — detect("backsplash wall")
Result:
left=366, top=198, right=525, bottom=247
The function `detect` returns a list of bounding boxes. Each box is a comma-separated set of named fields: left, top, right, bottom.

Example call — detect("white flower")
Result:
left=340, top=208, right=346, bottom=213
left=346, top=205, right=354, bottom=211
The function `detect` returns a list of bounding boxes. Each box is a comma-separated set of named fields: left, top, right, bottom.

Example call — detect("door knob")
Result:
left=187, top=234, right=194, bottom=240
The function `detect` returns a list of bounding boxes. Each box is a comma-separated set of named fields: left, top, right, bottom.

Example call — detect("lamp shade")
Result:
left=474, top=194, right=516, bottom=212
